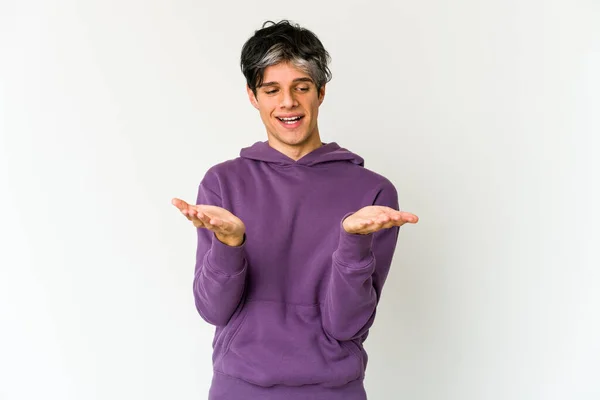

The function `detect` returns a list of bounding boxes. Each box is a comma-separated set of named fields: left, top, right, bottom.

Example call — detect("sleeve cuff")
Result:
left=335, top=213, right=375, bottom=267
left=206, top=233, right=247, bottom=275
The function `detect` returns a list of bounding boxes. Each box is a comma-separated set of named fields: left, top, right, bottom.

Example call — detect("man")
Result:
left=172, top=20, right=418, bottom=400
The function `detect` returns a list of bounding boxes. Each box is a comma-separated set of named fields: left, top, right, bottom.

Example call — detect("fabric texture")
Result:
left=193, top=141, right=401, bottom=399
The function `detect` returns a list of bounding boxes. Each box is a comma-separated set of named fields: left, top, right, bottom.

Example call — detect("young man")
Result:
left=172, top=20, right=418, bottom=400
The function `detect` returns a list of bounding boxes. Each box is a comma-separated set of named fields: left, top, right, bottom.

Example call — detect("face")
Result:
left=247, top=62, right=325, bottom=152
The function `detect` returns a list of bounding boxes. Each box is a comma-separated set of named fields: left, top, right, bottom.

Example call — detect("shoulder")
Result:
left=199, top=157, right=249, bottom=189
left=362, top=166, right=396, bottom=189
left=206, top=157, right=244, bottom=175
left=344, top=162, right=398, bottom=196
left=348, top=164, right=399, bottom=208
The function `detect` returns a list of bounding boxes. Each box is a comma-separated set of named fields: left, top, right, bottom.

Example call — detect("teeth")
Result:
left=279, top=116, right=301, bottom=121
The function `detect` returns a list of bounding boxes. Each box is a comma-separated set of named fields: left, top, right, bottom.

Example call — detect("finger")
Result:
left=171, top=198, right=189, bottom=211
left=182, top=207, right=198, bottom=220
left=377, top=219, right=394, bottom=231
left=206, top=216, right=230, bottom=234
left=181, top=208, right=203, bottom=227
left=376, top=215, right=391, bottom=224
left=190, top=215, right=205, bottom=228
left=198, top=211, right=226, bottom=229
left=399, top=212, right=419, bottom=223
left=209, top=219, right=229, bottom=235
left=389, top=212, right=418, bottom=225
left=195, top=211, right=209, bottom=223
left=189, top=207, right=207, bottom=219
left=180, top=207, right=192, bottom=220
left=188, top=209, right=204, bottom=224
left=379, top=220, right=396, bottom=230
left=182, top=211, right=205, bottom=228
left=176, top=201, right=196, bottom=222
left=197, top=212, right=220, bottom=229
left=363, top=219, right=382, bottom=233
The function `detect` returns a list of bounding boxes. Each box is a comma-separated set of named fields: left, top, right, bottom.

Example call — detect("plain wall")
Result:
left=1, top=1, right=598, bottom=399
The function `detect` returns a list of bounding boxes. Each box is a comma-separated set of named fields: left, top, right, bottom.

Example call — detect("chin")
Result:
left=274, top=130, right=308, bottom=143
left=286, top=134, right=313, bottom=146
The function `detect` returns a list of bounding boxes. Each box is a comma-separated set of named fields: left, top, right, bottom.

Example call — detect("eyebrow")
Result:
left=259, top=77, right=314, bottom=87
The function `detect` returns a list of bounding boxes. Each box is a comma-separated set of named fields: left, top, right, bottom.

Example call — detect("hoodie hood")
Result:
left=239, top=141, right=364, bottom=167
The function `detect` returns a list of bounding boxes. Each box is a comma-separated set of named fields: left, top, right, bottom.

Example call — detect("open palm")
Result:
left=172, top=198, right=246, bottom=245
left=342, top=205, right=418, bottom=235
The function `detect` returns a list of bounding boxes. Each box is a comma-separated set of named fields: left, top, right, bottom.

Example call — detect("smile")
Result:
left=276, top=116, right=304, bottom=124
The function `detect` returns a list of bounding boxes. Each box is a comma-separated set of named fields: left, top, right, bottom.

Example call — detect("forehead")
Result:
left=261, top=62, right=312, bottom=84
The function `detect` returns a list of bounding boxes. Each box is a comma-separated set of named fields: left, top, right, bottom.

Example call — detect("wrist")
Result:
left=342, top=214, right=365, bottom=235
left=342, top=214, right=353, bottom=234
left=215, top=232, right=245, bottom=247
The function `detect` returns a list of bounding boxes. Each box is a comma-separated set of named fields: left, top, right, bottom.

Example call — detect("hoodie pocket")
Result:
left=214, top=300, right=363, bottom=387
left=212, top=304, right=249, bottom=365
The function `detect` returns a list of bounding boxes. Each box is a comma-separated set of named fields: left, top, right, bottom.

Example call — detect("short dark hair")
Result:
left=240, top=20, right=332, bottom=95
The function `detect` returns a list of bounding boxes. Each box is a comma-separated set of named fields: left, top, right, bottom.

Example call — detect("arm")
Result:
left=192, top=177, right=248, bottom=327
left=322, top=184, right=401, bottom=341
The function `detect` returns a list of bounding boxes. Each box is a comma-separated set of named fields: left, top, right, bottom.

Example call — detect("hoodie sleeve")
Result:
left=192, top=174, right=248, bottom=327
left=322, top=183, right=401, bottom=341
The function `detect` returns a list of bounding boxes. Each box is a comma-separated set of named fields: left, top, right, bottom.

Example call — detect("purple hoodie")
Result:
left=193, top=141, right=401, bottom=400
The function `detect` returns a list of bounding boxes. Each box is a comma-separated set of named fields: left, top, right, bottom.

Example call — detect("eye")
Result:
left=265, top=89, right=278, bottom=95
left=296, top=86, right=309, bottom=92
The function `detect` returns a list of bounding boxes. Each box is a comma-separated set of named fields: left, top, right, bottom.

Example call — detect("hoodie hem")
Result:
left=209, top=370, right=367, bottom=400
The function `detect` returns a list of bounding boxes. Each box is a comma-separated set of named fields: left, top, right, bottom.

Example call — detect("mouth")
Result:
left=276, top=115, right=305, bottom=128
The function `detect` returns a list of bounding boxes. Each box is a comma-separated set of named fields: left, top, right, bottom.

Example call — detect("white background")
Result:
left=1, top=1, right=599, bottom=399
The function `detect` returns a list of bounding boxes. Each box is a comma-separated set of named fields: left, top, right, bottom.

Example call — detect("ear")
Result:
left=318, top=84, right=326, bottom=106
left=247, top=85, right=259, bottom=110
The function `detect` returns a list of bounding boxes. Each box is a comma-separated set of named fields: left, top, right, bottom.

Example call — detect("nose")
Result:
left=280, top=89, right=298, bottom=109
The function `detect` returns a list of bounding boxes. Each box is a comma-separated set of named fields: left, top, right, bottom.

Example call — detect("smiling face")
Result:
left=247, top=62, right=326, bottom=159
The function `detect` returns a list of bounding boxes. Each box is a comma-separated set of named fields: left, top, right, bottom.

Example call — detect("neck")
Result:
left=267, top=133, right=323, bottom=161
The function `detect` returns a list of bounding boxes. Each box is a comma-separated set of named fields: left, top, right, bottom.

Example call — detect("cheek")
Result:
left=308, top=101, right=320, bottom=118
left=257, top=101, right=276, bottom=117
left=259, top=108, right=274, bottom=124
left=307, top=96, right=320, bottom=109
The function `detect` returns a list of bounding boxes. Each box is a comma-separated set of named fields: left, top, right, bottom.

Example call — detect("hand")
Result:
left=171, top=198, right=246, bottom=246
left=342, top=206, right=419, bottom=235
